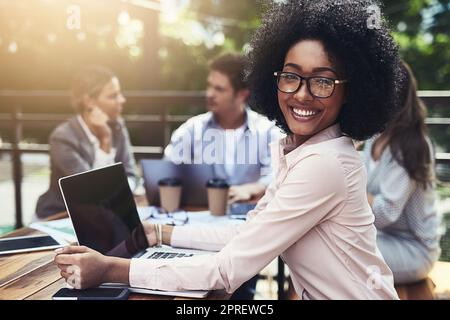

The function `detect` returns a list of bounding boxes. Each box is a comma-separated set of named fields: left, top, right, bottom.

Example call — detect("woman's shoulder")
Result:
left=282, top=138, right=364, bottom=196
left=49, top=116, right=80, bottom=141
left=286, top=149, right=350, bottom=202
left=302, top=136, right=362, bottom=167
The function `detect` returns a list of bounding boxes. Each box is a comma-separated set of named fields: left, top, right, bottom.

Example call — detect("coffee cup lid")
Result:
left=206, top=178, right=229, bottom=189
left=158, top=177, right=182, bottom=186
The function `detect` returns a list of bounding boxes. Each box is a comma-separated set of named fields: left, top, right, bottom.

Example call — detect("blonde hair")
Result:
left=71, top=65, right=115, bottom=112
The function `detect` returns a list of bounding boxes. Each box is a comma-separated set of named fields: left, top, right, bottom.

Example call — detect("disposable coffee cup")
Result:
left=158, top=177, right=182, bottom=213
left=206, top=179, right=230, bottom=216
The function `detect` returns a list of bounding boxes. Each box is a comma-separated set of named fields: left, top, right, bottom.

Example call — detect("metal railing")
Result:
left=0, top=90, right=449, bottom=229
left=0, top=90, right=205, bottom=228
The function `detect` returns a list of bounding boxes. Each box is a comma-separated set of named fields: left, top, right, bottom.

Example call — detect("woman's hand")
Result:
left=367, top=193, right=375, bottom=206
left=228, top=183, right=266, bottom=204
left=142, top=221, right=174, bottom=246
left=84, top=107, right=112, bottom=152
left=142, top=221, right=157, bottom=247
left=54, top=246, right=110, bottom=289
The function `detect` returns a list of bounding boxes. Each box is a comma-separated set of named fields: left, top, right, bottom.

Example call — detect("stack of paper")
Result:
left=29, top=218, right=77, bottom=244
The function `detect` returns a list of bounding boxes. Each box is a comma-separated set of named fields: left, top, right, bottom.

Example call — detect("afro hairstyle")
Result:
left=246, top=0, right=403, bottom=140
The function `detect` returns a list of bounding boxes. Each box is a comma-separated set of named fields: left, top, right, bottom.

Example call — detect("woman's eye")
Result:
left=282, top=74, right=298, bottom=81
left=315, top=78, right=333, bottom=87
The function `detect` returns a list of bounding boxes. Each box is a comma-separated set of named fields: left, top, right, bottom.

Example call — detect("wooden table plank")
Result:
left=2, top=228, right=43, bottom=238
left=25, top=278, right=66, bottom=300
left=0, top=261, right=61, bottom=300
left=0, top=251, right=55, bottom=288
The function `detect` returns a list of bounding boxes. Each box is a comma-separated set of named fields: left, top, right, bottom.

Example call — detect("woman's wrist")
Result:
left=104, top=256, right=131, bottom=285
left=99, top=136, right=112, bottom=153
left=368, top=193, right=375, bottom=206
left=250, top=183, right=266, bottom=197
left=162, top=225, right=174, bottom=246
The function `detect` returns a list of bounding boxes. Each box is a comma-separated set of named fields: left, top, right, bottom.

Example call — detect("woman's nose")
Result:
left=293, top=81, right=313, bottom=102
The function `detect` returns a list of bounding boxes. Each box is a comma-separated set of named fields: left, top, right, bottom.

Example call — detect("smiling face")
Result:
left=278, top=40, right=346, bottom=145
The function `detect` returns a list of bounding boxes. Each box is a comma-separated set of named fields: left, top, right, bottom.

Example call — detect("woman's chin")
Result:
left=287, top=122, right=317, bottom=138
left=108, top=112, right=121, bottom=121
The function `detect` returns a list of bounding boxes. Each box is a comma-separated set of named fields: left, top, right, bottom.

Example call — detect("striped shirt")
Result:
left=163, top=108, right=283, bottom=186
left=362, top=138, right=441, bottom=251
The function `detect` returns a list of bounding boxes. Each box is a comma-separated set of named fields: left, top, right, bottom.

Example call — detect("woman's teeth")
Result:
left=292, top=107, right=319, bottom=117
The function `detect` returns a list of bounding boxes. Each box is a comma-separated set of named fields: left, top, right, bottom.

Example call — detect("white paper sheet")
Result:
left=29, top=218, right=77, bottom=244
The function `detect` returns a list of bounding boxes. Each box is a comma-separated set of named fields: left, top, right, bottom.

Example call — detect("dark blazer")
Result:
left=35, top=116, right=136, bottom=219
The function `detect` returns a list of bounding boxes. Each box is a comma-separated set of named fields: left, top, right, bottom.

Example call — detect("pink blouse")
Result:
left=130, top=124, right=398, bottom=299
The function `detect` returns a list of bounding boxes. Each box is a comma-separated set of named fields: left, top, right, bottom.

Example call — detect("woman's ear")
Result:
left=82, top=94, right=96, bottom=112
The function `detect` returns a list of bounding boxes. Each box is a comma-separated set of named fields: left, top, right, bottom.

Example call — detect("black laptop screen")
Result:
left=60, top=163, right=148, bottom=258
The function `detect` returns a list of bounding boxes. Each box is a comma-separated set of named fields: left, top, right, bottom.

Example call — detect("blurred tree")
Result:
left=381, top=0, right=450, bottom=153
left=0, top=0, right=159, bottom=92
left=159, top=0, right=449, bottom=91
left=159, top=0, right=449, bottom=151
left=159, top=0, right=266, bottom=90
left=1, top=0, right=449, bottom=150
left=384, top=0, right=450, bottom=90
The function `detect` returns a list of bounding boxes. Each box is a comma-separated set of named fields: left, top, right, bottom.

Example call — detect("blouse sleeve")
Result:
left=169, top=176, right=279, bottom=251
left=170, top=224, right=242, bottom=252
left=129, top=153, right=347, bottom=293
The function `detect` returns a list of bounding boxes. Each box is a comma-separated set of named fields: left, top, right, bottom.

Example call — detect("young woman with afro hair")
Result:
left=55, top=0, right=402, bottom=299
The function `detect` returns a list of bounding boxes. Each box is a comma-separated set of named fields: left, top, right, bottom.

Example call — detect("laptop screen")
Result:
left=59, top=163, right=149, bottom=258
left=141, top=159, right=216, bottom=207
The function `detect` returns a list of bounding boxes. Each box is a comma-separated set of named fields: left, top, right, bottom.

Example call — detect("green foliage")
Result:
left=158, top=0, right=450, bottom=156
left=383, top=0, right=450, bottom=90
left=159, top=0, right=268, bottom=90
left=440, top=212, right=450, bottom=261
left=160, top=0, right=450, bottom=91
left=159, top=38, right=211, bottom=90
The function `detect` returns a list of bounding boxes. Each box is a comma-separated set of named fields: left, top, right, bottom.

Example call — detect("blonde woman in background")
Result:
left=35, top=65, right=137, bottom=219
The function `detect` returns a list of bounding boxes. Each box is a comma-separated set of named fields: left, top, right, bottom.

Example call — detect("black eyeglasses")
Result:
left=146, top=207, right=189, bottom=226
left=274, top=71, right=347, bottom=99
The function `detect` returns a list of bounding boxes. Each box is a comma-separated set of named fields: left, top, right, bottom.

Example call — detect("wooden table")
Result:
left=0, top=205, right=230, bottom=300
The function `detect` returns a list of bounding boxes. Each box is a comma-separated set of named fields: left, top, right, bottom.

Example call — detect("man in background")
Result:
left=164, top=53, right=281, bottom=204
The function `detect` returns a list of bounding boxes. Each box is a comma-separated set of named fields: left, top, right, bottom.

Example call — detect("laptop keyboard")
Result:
left=147, top=251, right=194, bottom=259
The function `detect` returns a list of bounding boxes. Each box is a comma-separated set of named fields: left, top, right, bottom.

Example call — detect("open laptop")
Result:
left=58, top=162, right=211, bottom=298
left=141, top=159, right=218, bottom=207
